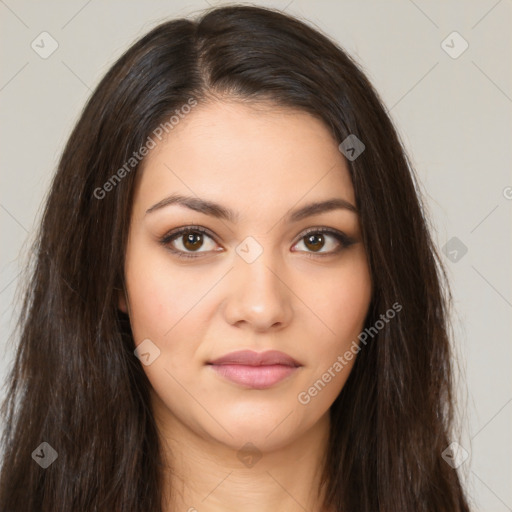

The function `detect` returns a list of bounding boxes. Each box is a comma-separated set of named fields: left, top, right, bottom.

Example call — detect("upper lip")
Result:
left=208, top=350, right=301, bottom=367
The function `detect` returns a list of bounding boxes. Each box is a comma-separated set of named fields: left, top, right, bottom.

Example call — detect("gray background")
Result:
left=1, top=1, right=511, bottom=510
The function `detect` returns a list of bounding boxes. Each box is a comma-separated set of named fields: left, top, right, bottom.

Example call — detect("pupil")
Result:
left=305, top=233, right=324, bottom=252
left=183, top=232, right=203, bottom=251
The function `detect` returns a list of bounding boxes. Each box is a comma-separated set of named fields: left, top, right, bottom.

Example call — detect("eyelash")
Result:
left=159, top=225, right=356, bottom=260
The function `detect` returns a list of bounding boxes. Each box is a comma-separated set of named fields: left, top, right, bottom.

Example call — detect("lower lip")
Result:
left=209, top=364, right=299, bottom=389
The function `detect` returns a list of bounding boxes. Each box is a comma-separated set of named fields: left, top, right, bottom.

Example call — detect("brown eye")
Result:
left=160, top=227, right=219, bottom=258
left=292, top=228, right=356, bottom=256
left=304, top=233, right=325, bottom=252
left=182, top=232, right=204, bottom=251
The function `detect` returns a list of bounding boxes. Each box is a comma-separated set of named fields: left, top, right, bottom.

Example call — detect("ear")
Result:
left=117, top=287, right=128, bottom=314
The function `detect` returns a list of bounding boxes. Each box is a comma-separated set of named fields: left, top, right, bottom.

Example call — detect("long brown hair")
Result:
left=0, top=5, right=471, bottom=511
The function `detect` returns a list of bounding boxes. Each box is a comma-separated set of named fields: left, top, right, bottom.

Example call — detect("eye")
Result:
left=160, top=226, right=221, bottom=259
left=292, top=228, right=356, bottom=256
left=160, top=225, right=356, bottom=260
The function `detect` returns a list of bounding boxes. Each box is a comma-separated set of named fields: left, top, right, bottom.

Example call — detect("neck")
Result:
left=153, top=396, right=332, bottom=512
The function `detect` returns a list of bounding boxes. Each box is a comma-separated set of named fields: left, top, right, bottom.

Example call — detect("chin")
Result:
left=203, top=408, right=308, bottom=451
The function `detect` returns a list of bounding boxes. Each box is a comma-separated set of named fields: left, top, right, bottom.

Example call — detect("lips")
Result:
left=207, top=350, right=302, bottom=389
left=208, top=349, right=301, bottom=367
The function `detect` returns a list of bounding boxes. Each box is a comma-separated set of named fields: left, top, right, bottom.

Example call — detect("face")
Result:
left=120, top=100, right=372, bottom=452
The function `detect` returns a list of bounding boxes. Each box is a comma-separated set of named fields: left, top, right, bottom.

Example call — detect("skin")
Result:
left=119, top=100, right=372, bottom=512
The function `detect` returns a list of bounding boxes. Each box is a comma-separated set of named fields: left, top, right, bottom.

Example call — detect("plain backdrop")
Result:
left=1, top=1, right=511, bottom=510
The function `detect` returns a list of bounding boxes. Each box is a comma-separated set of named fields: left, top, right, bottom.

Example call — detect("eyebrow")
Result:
left=145, top=193, right=357, bottom=222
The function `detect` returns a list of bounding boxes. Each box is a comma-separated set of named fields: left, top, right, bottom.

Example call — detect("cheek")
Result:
left=302, top=252, right=371, bottom=384
left=331, top=269, right=371, bottom=337
left=124, top=245, right=220, bottom=376
left=125, top=244, right=205, bottom=341
left=310, top=251, right=372, bottom=341
left=124, top=248, right=209, bottom=403
left=125, top=261, right=169, bottom=343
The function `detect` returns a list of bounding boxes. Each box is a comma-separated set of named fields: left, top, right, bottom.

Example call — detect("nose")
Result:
left=222, top=247, right=293, bottom=332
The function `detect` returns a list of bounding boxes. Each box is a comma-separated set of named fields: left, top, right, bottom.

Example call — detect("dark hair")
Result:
left=0, top=4, right=471, bottom=511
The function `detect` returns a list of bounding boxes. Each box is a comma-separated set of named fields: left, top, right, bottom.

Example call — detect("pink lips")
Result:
left=208, top=350, right=301, bottom=389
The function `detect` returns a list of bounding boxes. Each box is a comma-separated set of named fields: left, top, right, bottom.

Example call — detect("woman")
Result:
left=0, top=5, right=471, bottom=511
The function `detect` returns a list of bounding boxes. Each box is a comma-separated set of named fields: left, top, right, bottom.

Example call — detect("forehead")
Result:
left=134, top=100, right=355, bottom=216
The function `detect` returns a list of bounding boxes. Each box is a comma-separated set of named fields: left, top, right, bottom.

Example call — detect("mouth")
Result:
left=207, top=350, right=302, bottom=389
